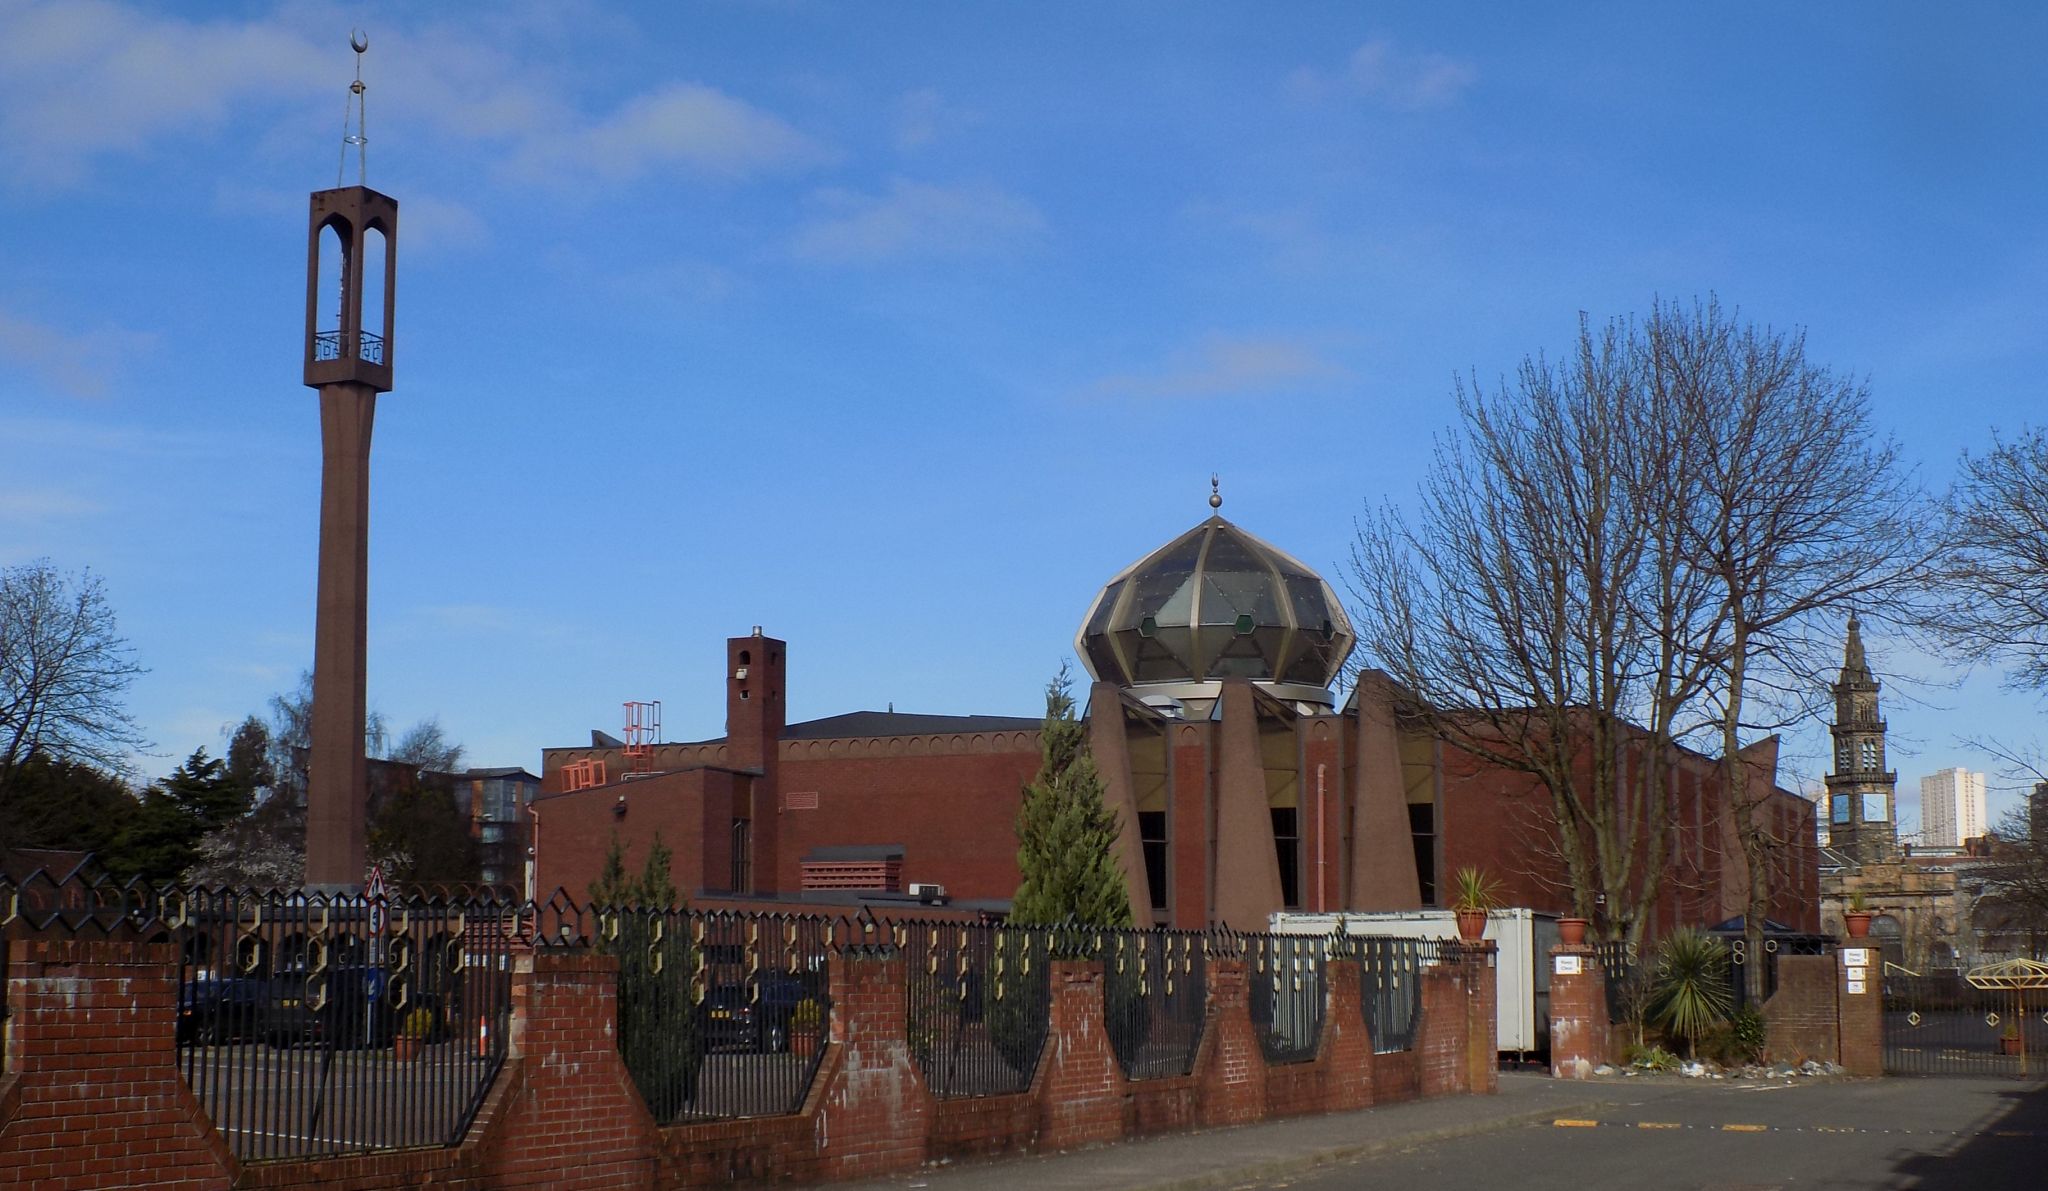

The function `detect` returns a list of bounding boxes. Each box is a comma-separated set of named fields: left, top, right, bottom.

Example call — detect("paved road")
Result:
left=1244, top=1076, right=2048, bottom=1191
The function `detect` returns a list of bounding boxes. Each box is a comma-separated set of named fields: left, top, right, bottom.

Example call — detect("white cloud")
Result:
left=0, top=0, right=327, bottom=186
left=0, top=3, right=828, bottom=191
left=894, top=87, right=977, bottom=151
left=401, top=195, right=489, bottom=253
left=1289, top=37, right=1478, bottom=110
left=1091, top=333, right=1349, bottom=400
left=0, top=486, right=102, bottom=520
left=514, top=83, right=829, bottom=184
left=0, top=310, right=156, bottom=398
left=789, top=179, right=1046, bottom=264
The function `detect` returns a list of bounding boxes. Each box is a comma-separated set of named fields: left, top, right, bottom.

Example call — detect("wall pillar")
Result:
left=487, top=949, right=659, bottom=1188
left=1038, top=960, right=1127, bottom=1149
left=1416, top=955, right=1472, bottom=1096
left=1836, top=943, right=1883, bottom=1076
left=1547, top=944, right=1609, bottom=1079
left=1320, top=955, right=1375, bottom=1110
left=1194, top=958, right=1266, bottom=1126
left=0, top=939, right=234, bottom=1190
left=814, top=950, right=931, bottom=1180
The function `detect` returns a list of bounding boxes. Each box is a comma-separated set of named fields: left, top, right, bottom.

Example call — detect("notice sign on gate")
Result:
left=1843, top=947, right=1870, bottom=995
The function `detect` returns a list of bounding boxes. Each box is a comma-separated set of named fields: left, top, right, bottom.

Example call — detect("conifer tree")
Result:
left=1010, top=665, right=1131, bottom=928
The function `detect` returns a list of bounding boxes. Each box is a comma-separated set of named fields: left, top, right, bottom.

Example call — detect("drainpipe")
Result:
left=1316, top=763, right=1327, bottom=912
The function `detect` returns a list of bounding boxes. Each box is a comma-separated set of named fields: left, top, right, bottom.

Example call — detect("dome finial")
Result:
left=1209, top=474, right=1222, bottom=510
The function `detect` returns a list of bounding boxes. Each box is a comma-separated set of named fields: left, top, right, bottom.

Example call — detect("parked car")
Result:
left=701, top=973, right=810, bottom=1052
left=177, top=974, right=275, bottom=1045
left=261, top=966, right=447, bottom=1049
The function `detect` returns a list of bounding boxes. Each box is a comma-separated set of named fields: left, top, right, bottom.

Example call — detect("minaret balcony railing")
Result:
left=312, top=329, right=386, bottom=366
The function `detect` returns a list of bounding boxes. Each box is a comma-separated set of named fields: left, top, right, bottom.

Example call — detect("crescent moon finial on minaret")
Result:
left=351, top=29, right=369, bottom=54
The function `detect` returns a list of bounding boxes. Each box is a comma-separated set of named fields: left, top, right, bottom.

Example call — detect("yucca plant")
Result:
left=1646, top=927, right=1733, bottom=1059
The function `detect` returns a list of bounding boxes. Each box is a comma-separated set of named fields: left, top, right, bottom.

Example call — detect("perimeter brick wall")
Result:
left=1, top=936, right=1495, bottom=1190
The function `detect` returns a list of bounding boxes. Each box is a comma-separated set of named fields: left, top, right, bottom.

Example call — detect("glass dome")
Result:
left=1076, top=515, right=1356, bottom=693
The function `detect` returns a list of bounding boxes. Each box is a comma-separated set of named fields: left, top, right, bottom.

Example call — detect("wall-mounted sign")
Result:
left=1847, top=977, right=1867, bottom=995
left=1555, top=954, right=1582, bottom=976
left=1843, top=948, right=1871, bottom=968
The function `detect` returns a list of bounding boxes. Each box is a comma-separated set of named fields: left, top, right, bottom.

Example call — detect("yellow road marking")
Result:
left=1720, top=1124, right=1768, bottom=1133
left=1553, top=1119, right=1601, bottom=1128
left=1636, top=1122, right=1681, bottom=1129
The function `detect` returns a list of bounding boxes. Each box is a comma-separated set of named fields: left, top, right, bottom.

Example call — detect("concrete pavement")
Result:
left=841, top=1073, right=2048, bottom=1191
left=839, top=1072, right=1607, bottom=1191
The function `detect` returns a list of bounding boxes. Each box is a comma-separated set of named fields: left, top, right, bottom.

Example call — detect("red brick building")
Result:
left=532, top=507, right=1817, bottom=934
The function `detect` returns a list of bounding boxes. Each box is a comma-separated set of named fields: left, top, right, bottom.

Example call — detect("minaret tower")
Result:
left=1823, top=615, right=1897, bottom=865
left=303, top=32, right=397, bottom=889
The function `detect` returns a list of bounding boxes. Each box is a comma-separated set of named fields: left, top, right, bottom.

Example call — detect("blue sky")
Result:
left=3, top=1, right=2044, bottom=830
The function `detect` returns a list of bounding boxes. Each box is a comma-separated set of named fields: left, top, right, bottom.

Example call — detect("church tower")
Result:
left=1824, top=615, right=1897, bottom=864
left=303, top=34, right=397, bottom=889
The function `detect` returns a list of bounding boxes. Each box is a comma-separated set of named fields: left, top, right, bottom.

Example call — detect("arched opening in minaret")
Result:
left=315, top=221, right=347, bottom=359
left=360, top=225, right=388, bottom=364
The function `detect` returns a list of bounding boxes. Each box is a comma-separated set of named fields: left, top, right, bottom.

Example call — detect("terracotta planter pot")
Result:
left=790, top=1033, right=817, bottom=1061
left=1557, top=918, right=1590, bottom=946
left=1455, top=909, right=1489, bottom=942
left=1844, top=912, right=1873, bottom=939
left=393, top=1035, right=423, bottom=1062
left=2001, top=1034, right=2023, bottom=1056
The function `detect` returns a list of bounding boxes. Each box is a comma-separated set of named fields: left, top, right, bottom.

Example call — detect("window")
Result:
left=1409, top=802, right=1437, bottom=905
left=729, top=818, right=751, bottom=893
left=1832, top=795, right=1852, bottom=825
left=1271, top=807, right=1299, bottom=908
left=1139, top=810, right=1168, bottom=910
left=1861, top=792, right=1889, bottom=822
left=1860, top=739, right=1880, bottom=773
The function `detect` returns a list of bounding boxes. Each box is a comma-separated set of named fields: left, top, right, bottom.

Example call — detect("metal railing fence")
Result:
left=901, top=920, right=1052, bottom=1098
left=601, top=905, right=833, bottom=1122
left=1101, top=928, right=1208, bottom=1080
left=1352, top=937, right=1432, bottom=1053
left=1592, top=939, right=1644, bottom=1027
left=171, top=885, right=517, bottom=1161
left=1243, top=933, right=1326, bottom=1064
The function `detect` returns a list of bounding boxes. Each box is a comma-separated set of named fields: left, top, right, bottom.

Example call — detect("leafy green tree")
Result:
left=1010, top=664, right=1132, bottom=929
left=368, top=771, right=480, bottom=886
left=590, top=830, right=698, bottom=1119
left=0, top=752, right=139, bottom=858
left=104, top=749, right=254, bottom=884
left=224, top=716, right=274, bottom=796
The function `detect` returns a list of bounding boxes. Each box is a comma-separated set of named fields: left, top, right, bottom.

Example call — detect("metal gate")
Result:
left=1883, top=959, right=2048, bottom=1078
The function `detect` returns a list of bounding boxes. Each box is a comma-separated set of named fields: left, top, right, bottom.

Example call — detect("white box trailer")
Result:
left=1270, top=908, right=1561, bottom=1055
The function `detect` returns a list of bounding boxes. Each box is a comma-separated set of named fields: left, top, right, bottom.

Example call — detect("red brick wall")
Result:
left=1761, top=953, right=1840, bottom=1065
left=1417, top=958, right=1471, bottom=1096
left=0, top=939, right=233, bottom=1191
left=1, top=938, right=1495, bottom=1190
left=1194, top=958, right=1266, bottom=1127
left=1836, top=947, right=1883, bottom=1076
left=1037, top=961, right=1126, bottom=1149
left=1547, top=945, right=1610, bottom=1079
left=1440, top=731, right=1816, bottom=936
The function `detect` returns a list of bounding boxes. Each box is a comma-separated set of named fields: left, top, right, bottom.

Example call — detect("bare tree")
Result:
left=1936, top=427, right=2048, bottom=690
left=1350, top=299, right=1932, bottom=961
left=388, top=716, right=465, bottom=775
left=1349, top=314, right=1720, bottom=942
left=0, top=561, right=148, bottom=781
left=1653, top=297, right=1935, bottom=998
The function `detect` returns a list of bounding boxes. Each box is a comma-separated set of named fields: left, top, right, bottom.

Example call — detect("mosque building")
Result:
left=531, top=491, right=1819, bottom=934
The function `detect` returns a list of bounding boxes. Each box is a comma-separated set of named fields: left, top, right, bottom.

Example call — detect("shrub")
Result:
left=1646, top=928, right=1733, bottom=1059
